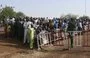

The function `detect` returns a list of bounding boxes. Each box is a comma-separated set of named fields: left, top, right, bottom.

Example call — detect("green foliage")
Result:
left=79, top=15, right=90, bottom=20
left=16, top=12, right=25, bottom=18
left=60, top=14, right=78, bottom=20
left=0, top=6, right=16, bottom=20
left=0, top=6, right=26, bottom=20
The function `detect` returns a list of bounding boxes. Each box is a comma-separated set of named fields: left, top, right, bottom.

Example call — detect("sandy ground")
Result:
left=0, top=39, right=90, bottom=58
left=0, top=27, right=90, bottom=58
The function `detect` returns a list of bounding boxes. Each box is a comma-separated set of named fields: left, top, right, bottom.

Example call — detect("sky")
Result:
left=0, top=0, right=89, bottom=18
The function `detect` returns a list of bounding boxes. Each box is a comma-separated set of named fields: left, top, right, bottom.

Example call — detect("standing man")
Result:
left=53, top=18, right=59, bottom=30
left=4, top=18, right=8, bottom=38
left=9, top=18, right=15, bottom=38
left=23, top=19, right=28, bottom=44
left=61, top=20, right=68, bottom=50
left=67, top=18, right=76, bottom=48
left=62, top=20, right=68, bottom=33
left=28, top=24, right=35, bottom=49
left=78, top=20, right=83, bottom=31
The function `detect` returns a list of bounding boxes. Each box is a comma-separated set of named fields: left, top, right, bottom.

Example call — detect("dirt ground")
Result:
left=0, top=27, right=90, bottom=58
left=0, top=38, right=90, bottom=58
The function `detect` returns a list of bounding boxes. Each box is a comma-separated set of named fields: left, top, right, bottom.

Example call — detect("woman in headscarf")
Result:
left=28, top=24, right=35, bottom=49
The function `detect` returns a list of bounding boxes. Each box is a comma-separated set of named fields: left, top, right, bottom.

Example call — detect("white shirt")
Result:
left=23, top=22, right=28, bottom=29
left=27, top=21, right=32, bottom=29
left=27, top=21, right=32, bottom=26
left=79, top=22, right=82, bottom=28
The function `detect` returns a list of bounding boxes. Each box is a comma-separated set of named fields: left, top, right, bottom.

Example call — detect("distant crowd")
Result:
left=1, top=17, right=90, bottom=49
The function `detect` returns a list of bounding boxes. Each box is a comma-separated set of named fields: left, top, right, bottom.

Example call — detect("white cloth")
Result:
left=23, top=21, right=29, bottom=44
left=12, top=18, right=15, bottom=23
left=35, top=19, right=38, bottom=23
left=79, top=22, right=82, bottom=28
left=27, top=21, right=32, bottom=26
left=28, top=24, right=31, bottom=29
left=84, top=25, right=88, bottom=31
left=23, top=29, right=28, bottom=44
left=33, top=24, right=39, bottom=29
left=23, top=22, right=28, bottom=29
left=39, top=30, right=48, bottom=44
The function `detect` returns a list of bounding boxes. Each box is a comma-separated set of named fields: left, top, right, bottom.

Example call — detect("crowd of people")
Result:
left=2, top=17, right=90, bottom=49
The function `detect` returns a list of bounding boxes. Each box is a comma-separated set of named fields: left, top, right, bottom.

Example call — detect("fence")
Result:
left=37, top=29, right=63, bottom=49
left=37, top=29, right=90, bottom=50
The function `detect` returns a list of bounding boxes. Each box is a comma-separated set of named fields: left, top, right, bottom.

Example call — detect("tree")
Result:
left=0, top=6, right=16, bottom=20
left=16, top=12, right=25, bottom=18
left=79, top=16, right=90, bottom=20
left=60, top=14, right=78, bottom=21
